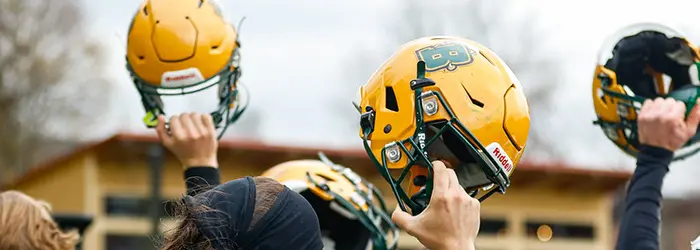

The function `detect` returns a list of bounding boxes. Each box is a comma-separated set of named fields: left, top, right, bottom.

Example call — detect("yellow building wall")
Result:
left=13, top=152, right=94, bottom=214
left=11, top=146, right=617, bottom=250
left=397, top=186, right=614, bottom=250
left=12, top=152, right=102, bottom=250
left=96, top=159, right=614, bottom=250
left=92, top=151, right=279, bottom=249
left=98, top=156, right=273, bottom=198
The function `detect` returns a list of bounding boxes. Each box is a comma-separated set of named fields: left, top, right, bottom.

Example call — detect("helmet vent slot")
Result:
left=385, top=86, right=399, bottom=112
left=479, top=50, right=495, bottom=66
left=461, top=85, right=484, bottom=108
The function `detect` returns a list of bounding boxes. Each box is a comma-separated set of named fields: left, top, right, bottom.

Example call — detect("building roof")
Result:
left=662, top=196, right=700, bottom=218
left=4, top=133, right=633, bottom=192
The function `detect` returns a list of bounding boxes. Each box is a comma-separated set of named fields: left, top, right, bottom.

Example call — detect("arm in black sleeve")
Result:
left=615, top=145, right=672, bottom=250
left=184, top=166, right=221, bottom=196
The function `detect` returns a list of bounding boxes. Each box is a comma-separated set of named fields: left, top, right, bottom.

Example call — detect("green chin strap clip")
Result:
left=143, top=110, right=159, bottom=128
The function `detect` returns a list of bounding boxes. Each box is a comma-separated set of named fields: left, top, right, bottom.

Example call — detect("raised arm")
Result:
left=615, top=97, right=700, bottom=250
left=156, top=113, right=222, bottom=196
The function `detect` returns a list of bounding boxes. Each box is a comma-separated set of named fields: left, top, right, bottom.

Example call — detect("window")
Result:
left=104, top=196, right=179, bottom=218
left=480, top=218, right=508, bottom=235
left=105, top=197, right=149, bottom=217
left=526, top=221, right=595, bottom=241
left=105, top=234, right=154, bottom=250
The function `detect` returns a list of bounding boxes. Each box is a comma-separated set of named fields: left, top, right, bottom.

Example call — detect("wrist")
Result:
left=639, top=139, right=676, bottom=152
left=182, top=158, right=218, bottom=169
left=639, top=145, right=674, bottom=156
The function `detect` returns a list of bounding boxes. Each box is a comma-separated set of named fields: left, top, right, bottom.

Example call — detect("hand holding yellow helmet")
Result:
left=592, top=23, right=700, bottom=160
left=126, top=0, right=246, bottom=139
left=355, top=36, right=530, bottom=215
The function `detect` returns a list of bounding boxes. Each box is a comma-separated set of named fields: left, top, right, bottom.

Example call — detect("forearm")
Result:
left=615, top=145, right=671, bottom=250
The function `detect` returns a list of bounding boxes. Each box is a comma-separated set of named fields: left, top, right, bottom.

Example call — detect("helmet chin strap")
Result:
left=409, top=187, right=429, bottom=214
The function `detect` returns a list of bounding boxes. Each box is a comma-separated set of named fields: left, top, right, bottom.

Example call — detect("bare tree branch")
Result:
left=0, top=0, right=114, bottom=183
left=335, top=0, right=562, bottom=160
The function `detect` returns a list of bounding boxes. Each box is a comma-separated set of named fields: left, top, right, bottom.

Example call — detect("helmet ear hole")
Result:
left=439, top=122, right=476, bottom=165
left=435, top=122, right=491, bottom=188
left=384, top=86, right=399, bottom=112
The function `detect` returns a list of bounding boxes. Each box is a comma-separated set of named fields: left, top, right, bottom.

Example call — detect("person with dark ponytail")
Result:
left=156, top=113, right=324, bottom=250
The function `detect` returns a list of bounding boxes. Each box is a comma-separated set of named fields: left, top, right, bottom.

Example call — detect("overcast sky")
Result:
left=77, top=0, right=700, bottom=197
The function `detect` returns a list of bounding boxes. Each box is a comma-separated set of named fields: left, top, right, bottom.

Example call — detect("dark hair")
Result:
left=161, top=177, right=283, bottom=250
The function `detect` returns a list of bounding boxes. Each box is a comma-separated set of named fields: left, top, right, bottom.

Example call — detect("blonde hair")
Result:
left=0, top=190, right=80, bottom=250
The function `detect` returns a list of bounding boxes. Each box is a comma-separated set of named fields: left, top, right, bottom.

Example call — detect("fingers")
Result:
left=649, top=97, right=664, bottom=116
left=391, top=206, right=416, bottom=234
left=169, top=115, right=186, bottom=140
left=638, top=99, right=653, bottom=126
left=446, top=167, right=475, bottom=209
left=662, top=98, right=680, bottom=116
left=686, top=98, right=700, bottom=135
left=186, top=113, right=212, bottom=140
left=638, top=97, right=694, bottom=151
left=639, top=98, right=662, bottom=122
left=641, top=97, right=685, bottom=121
left=201, top=113, right=216, bottom=134
left=179, top=113, right=200, bottom=139
left=446, top=168, right=460, bottom=191
left=155, top=115, right=172, bottom=146
left=430, top=161, right=450, bottom=196
left=668, top=98, right=686, bottom=119
left=169, top=113, right=216, bottom=141
left=640, top=99, right=653, bottom=116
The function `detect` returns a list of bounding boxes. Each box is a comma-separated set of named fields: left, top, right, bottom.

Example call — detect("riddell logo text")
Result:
left=491, top=147, right=512, bottom=173
left=417, top=133, right=428, bottom=157
left=417, top=133, right=426, bottom=149
left=165, top=74, right=196, bottom=82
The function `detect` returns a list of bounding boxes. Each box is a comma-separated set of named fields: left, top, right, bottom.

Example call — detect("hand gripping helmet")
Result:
left=126, top=0, right=246, bottom=138
left=261, top=153, right=399, bottom=250
left=593, top=23, right=700, bottom=160
left=354, top=36, right=530, bottom=215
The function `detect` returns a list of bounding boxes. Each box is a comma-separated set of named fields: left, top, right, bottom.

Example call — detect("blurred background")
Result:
left=1, top=0, right=700, bottom=249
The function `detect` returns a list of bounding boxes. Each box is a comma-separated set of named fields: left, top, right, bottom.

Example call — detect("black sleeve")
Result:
left=184, top=167, right=221, bottom=196
left=615, top=146, right=672, bottom=250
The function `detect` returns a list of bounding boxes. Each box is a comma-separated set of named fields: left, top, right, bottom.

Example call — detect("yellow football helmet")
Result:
left=354, top=36, right=530, bottom=215
left=261, top=153, right=399, bottom=250
left=593, top=23, right=700, bottom=160
left=126, top=0, right=246, bottom=138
